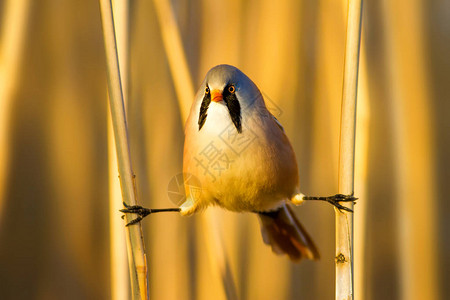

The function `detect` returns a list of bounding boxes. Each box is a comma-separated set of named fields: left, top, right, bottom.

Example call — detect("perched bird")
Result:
left=182, top=64, right=317, bottom=261
left=121, top=64, right=355, bottom=261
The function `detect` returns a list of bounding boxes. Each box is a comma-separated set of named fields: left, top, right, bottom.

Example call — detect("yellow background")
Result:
left=0, top=0, right=448, bottom=299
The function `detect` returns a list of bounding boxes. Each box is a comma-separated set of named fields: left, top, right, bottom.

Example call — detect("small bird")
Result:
left=121, top=64, right=356, bottom=261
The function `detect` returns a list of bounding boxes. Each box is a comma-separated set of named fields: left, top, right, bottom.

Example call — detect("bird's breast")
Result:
left=183, top=108, right=299, bottom=212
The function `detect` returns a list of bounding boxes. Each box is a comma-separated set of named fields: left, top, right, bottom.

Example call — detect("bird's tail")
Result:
left=258, top=203, right=320, bottom=262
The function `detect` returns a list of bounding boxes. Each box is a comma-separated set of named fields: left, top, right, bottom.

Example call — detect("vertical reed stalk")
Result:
left=382, top=0, right=438, bottom=299
left=336, top=0, right=363, bottom=299
left=353, top=40, right=370, bottom=300
left=151, top=0, right=238, bottom=297
left=0, top=0, right=30, bottom=221
left=109, top=0, right=130, bottom=299
left=151, top=0, right=193, bottom=121
left=99, top=1, right=148, bottom=299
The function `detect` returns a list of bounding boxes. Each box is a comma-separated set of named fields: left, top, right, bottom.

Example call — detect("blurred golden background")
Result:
left=0, top=0, right=448, bottom=299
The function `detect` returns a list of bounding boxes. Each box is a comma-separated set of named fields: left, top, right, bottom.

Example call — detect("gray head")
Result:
left=197, top=64, right=262, bottom=133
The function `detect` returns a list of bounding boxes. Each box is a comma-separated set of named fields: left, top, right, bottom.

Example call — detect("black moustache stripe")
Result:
left=223, top=86, right=242, bottom=133
left=198, top=84, right=242, bottom=133
left=198, top=91, right=211, bottom=131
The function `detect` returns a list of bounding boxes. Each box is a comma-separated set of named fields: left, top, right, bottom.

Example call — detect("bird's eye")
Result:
left=205, top=86, right=210, bottom=94
left=228, top=85, right=235, bottom=93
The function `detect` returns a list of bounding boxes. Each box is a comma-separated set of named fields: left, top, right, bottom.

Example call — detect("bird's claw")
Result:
left=119, top=202, right=181, bottom=226
left=120, top=202, right=151, bottom=226
left=326, top=194, right=357, bottom=213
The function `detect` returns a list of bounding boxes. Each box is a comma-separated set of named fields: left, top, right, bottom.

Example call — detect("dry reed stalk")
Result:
left=109, top=1, right=130, bottom=299
left=353, top=39, right=369, bottom=300
left=201, top=211, right=239, bottom=300
left=338, top=2, right=369, bottom=298
left=381, top=0, right=438, bottom=299
left=151, top=0, right=193, bottom=121
left=99, top=0, right=148, bottom=299
left=336, top=0, right=363, bottom=299
left=151, top=0, right=238, bottom=298
left=0, top=0, right=30, bottom=221
left=108, top=118, right=130, bottom=300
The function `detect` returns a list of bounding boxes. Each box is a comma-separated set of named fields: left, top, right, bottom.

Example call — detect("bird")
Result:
left=121, top=64, right=356, bottom=262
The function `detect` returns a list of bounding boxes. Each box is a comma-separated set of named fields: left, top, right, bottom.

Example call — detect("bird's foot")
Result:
left=120, top=202, right=181, bottom=226
left=302, top=194, right=357, bottom=213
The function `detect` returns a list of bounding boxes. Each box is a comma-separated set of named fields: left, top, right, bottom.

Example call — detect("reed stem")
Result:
left=336, top=0, right=363, bottom=299
left=0, top=0, right=30, bottom=222
left=99, top=0, right=148, bottom=299
left=109, top=0, right=131, bottom=299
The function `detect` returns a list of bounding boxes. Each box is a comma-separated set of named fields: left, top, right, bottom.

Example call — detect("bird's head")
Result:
left=197, top=64, right=262, bottom=133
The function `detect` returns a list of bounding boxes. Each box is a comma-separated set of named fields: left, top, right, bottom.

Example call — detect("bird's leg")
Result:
left=120, top=202, right=181, bottom=226
left=292, top=194, right=357, bottom=213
